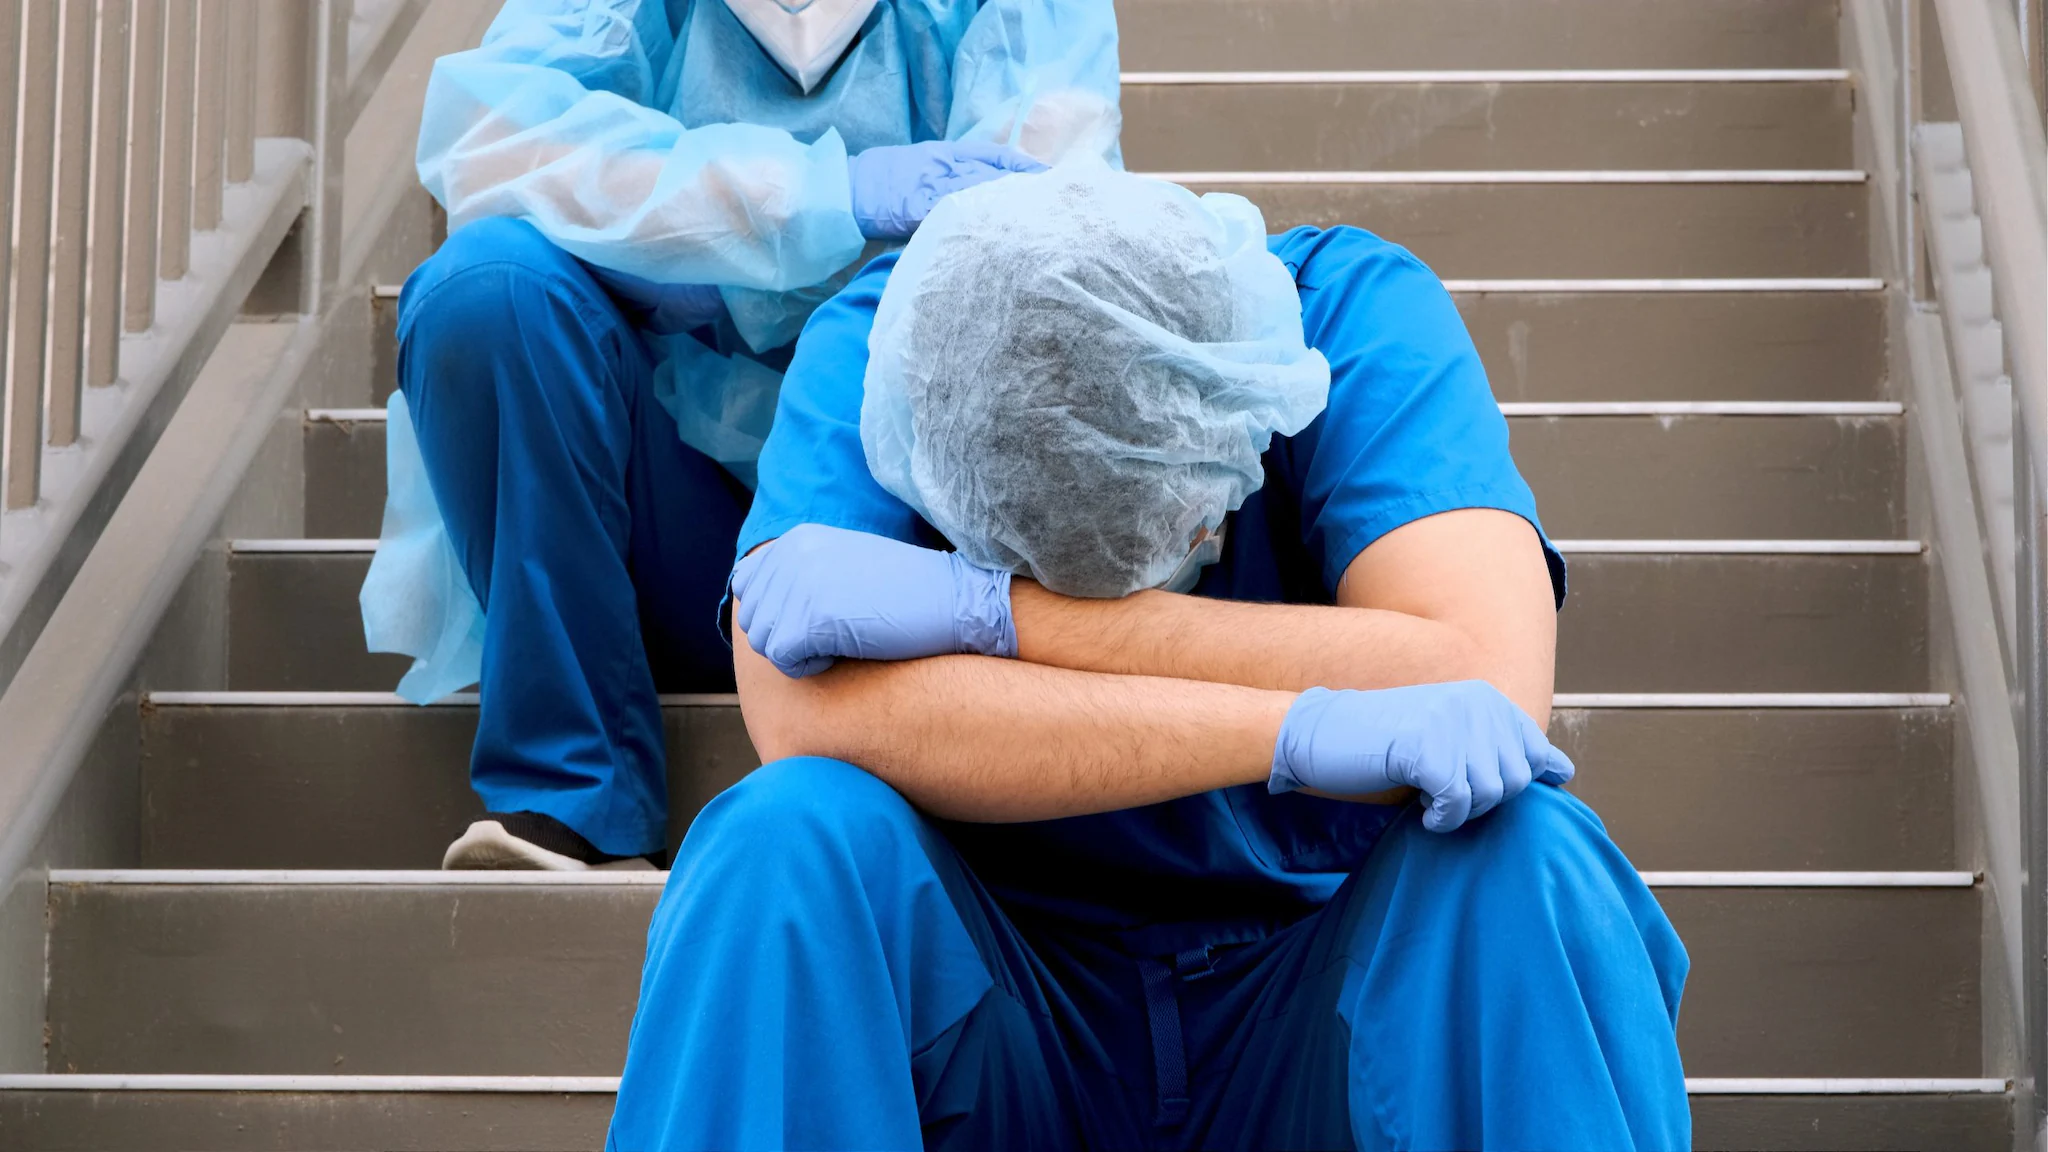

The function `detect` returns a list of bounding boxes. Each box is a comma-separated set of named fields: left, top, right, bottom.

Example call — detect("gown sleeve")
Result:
left=943, top=0, right=1124, bottom=165
left=416, top=0, right=869, bottom=291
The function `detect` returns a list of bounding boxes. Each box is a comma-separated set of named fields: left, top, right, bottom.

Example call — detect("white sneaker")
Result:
left=442, top=812, right=660, bottom=871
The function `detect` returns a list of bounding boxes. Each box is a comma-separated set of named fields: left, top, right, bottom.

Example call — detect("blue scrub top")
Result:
left=736, top=225, right=1567, bottom=945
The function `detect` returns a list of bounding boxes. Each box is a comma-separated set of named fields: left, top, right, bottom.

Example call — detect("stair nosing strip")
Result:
left=45, top=868, right=1976, bottom=889
left=1148, top=169, right=1868, bottom=185
left=311, top=402, right=1912, bottom=422
left=143, top=690, right=736, bottom=707
left=1442, top=278, right=1885, bottom=292
left=369, top=278, right=1889, bottom=296
left=0, top=1074, right=2000, bottom=1095
left=227, top=539, right=1930, bottom=556
left=1119, top=69, right=1854, bottom=85
left=1499, top=402, right=1904, bottom=417
left=142, top=690, right=1953, bottom=710
left=1553, top=693, right=1951, bottom=708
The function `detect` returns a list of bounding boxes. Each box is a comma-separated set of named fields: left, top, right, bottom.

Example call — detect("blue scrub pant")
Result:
left=397, top=218, right=747, bottom=856
left=610, top=759, right=1692, bottom=1151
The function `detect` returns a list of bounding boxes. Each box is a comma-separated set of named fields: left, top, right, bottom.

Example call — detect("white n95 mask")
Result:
left=725, top=0, right=882, bottom=93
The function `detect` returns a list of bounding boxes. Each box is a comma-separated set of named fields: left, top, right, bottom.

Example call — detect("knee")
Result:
left=398, top=217, right=606, bottom=369
left=1384, top=785, right=1638, bottom=917
left=678, top=757, right=926, bottom=895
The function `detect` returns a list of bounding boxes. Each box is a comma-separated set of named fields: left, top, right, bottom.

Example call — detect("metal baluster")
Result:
left=85, top=0, right=132, bottom=388
left=8, top=1, right=62, bottom=509
left=121, top=0, right=162, bottom=333
left=223, top=0, right=251, bottom=184
left=189, top=0, right=223, bottom=230
left=156, top=0, right=194, bottom=281
left=46, top=0, right=98, bottom=447
left=0, top=1, right=24, bottom=525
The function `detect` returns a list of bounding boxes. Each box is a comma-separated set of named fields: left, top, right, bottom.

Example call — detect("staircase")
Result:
left=0, top=0, right=2023, bottom=1148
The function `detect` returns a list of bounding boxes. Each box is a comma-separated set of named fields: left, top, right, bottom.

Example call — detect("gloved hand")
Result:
left=846, top=141, right=1048, bottom=240
left=730, top=523, right=1017, bottom=678
left=1270, top=682, right=1575, bottom=833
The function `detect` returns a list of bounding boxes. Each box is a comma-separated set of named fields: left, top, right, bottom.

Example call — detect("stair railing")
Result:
left=1853, top=1, right=2048, bottom=1147
left=0, top=1, right=433, bottom=697
left=0, top=0, right=434, bottom=902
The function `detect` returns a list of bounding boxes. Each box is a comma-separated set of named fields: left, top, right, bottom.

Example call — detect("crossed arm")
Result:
left=733, top=508, right=1560, bottom=823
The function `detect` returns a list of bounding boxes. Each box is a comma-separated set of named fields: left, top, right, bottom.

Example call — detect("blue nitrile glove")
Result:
left=1270, top=682, right=1576, bottom=833
left=845, top=141, right=1048, bottom=240
left=730, top=523, right=1017, bottom=679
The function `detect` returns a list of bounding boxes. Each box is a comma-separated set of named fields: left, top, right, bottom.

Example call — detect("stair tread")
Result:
left=41, top=881, right=1980, bottom=1079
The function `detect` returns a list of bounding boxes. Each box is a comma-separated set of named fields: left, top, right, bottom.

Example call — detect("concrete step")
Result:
left=1121, top=78, right=1853, bottom=172
left=0, top=1081, right=2012, bottom=1152
left=305, top=410, right=1907, bottom=541
left=136, top=696, right=1955, bottom=873
left=1189, top=179, right=1868, bottom=279
left=221, top=547, right=1930, bottom=694
left=41, top=872, right=1979, bottom=1079
left=1113, top=0, right=1839, bottom=71
left=366, top=288, right=1886, bottom=410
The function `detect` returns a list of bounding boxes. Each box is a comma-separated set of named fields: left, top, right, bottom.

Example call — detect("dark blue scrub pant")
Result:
left=397, top=217, right=746, bottom=857
left=609, top=759, right=1692, bottom=1151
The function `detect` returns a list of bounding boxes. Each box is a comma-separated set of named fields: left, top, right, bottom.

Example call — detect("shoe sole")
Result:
left=441, top=821, right=659, bottom=872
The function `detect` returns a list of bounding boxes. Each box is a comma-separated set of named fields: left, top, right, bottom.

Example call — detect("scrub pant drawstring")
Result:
left=1138, top=946, right=1216, bottom=1127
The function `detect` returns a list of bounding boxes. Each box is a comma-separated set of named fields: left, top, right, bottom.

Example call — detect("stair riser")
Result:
left=1192, top=183, right=1868, bottom=279
left=224, top=553, right=1930, bottom=694
left=139, top=705, right=1955, bottom=873
left=0, top=1091, right=2010, bottom=1152
left=366, top=292, right=1888, bottom=410
left=1123, top=82, right=1853, bottom=172
left=306, top=416, right=1907, bottom=542
left=1113, top=0, right=1839, bottom=71
left=44, top=884, right=1979, bottom=1078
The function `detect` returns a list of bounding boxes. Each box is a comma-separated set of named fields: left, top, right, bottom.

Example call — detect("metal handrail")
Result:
left=1934, top=0, right=2048, bottom=486
left=0, top=0, right=366, bottom=699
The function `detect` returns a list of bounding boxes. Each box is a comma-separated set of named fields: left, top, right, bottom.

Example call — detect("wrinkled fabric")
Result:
left=862, top=160, right=1331, bottom=597
left=362, top=218, right=746, bottom=854
left=418, top=0, right=1121, bottom=355
left=361, top=390, right=486, bottom=705
left=608, top=758, right=1691, bottom=1150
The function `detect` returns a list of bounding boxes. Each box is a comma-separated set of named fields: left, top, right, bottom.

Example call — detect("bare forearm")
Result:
left=735, top=629, right=1293, bottom=822
left=1010, top=510, right=1560, bottom=724
left=1014, top=582, right=1485, bottom=695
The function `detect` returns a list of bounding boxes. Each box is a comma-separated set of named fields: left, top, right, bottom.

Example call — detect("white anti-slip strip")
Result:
left=1120, top=69, right=1853, bottom=85
left=1443, top=278, right=1885, bottom=292
left=369, top=279, right=1884, bottom=297
left=314, top=402, right=1911, bottom=423
left=1552, top=693, right=1952, bottom=708
left=143, top=691, right=738, bottom=707
left=1149, top=170, right=1867, bottom=185
left=306, top=407, right=388, bottom=422
left=231, top=539, right=1925, bottom=557
left=0, top=1074, right=2002, bottom=1095
left=1553, top=540, right=1924, bottom=555
left=1500, top=402, right=1904, bottom=417
left=46, top=868, right=1974, bottom=889
left=142, top=690, right=1952, bottom=710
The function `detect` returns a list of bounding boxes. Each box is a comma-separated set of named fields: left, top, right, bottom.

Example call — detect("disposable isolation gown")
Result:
left=363, top=0, right=1122, bottom=704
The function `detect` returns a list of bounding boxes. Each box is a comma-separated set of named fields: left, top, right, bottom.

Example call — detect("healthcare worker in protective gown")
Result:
left=358, top=0, right=1120, bottom=868
left=609, top=162, right=1691, bottom=1148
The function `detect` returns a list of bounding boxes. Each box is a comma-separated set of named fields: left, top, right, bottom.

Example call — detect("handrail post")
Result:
left=252, top=0, right=349, bottom=317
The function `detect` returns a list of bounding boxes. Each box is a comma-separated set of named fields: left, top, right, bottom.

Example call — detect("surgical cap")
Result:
left=862, top=160, right=1331, bottom=598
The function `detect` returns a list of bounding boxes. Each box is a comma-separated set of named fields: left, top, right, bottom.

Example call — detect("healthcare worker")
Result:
left=609, top=163, right=1690, bottom=1147
left=360, top=0, right=1121, bottom=868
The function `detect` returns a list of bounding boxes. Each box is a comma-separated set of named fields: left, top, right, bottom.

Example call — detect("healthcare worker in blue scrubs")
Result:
left=609, top=163, right=1690, bottom=1147
left=358, top=0, right=1120, bottom=869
